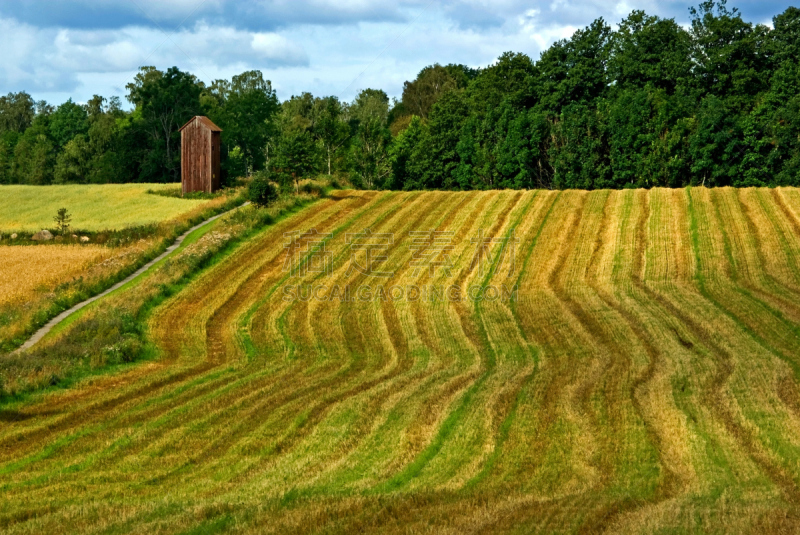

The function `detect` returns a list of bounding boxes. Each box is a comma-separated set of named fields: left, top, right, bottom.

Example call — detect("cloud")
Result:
left=433, top=0, right=789, bottom=32
left=0, top=0, right=789, bottom=33
left=0, top=0, right=410, bottom=31
left=0, top=14, right=309, bottom=103
left=0, top=18, right=80, bottom=93
left=0, top=17, right=309, bottom=94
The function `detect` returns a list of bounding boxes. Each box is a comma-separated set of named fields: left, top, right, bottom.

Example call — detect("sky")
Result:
left=0, top=0, right=792, bottom=106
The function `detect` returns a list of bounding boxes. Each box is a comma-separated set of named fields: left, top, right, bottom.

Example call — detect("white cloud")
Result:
left=0, top=18, right=79, bottom=92
left=0, top=16, right=308, bottom=100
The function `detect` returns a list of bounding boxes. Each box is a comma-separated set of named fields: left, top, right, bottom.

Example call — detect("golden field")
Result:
left=0, top=245, right=119, bottom=306
left=2, top=188, right=800, bottom=533
left=0, top=242, right=150, bottom=347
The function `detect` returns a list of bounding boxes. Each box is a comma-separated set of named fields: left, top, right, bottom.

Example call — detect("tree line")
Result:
left=1, top=1, right=799, bottom=190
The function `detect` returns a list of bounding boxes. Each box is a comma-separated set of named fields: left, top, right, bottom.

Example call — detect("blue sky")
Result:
left=0, top=0, right=791, bottom=106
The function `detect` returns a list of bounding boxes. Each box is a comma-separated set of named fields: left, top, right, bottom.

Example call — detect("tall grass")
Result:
left=0, top=184, right=210, bottom=233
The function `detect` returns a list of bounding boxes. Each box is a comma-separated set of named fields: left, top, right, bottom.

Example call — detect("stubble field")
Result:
left=2, top=187, right=800, bottom=533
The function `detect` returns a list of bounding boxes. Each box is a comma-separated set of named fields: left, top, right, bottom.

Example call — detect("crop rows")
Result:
left=2, top=188, right=800, bottom=533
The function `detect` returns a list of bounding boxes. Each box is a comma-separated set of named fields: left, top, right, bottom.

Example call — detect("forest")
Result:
left=1, top=1, right=799, bottom=191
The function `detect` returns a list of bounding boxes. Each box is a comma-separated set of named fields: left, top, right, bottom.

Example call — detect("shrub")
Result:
left=298, top=179, right=329, bottom=198
left=248, top=172, right=279, bottom=207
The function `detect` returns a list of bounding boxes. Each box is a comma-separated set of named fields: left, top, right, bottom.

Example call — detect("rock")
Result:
left=80, top=236, right=90, bottom=243
left=72, top=234, right=78, bottom=240
left=10, top=233, right=17, bottom=240
left=31, top=230, right=54, bottom=241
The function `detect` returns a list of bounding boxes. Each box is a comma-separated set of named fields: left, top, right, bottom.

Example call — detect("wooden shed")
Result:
left=180, top=116, right=222, bottom=194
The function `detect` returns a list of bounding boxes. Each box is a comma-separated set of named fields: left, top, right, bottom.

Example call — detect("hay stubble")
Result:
left=3, top=188, right=800, bottom=533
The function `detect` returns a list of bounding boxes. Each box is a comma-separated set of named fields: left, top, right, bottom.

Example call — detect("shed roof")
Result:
left=179, top=116, right=222, bottom=132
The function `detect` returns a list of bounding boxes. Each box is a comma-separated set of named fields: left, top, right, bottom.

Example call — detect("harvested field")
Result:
left=3, top=187, right=800, bottom=533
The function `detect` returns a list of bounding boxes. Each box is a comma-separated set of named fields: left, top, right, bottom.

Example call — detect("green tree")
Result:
left=272, top=131, right=317, bottom=193
left=0, top=131, right=20, bottom=184
left=688, top=95, right=743, bottom=186
left=608, top=11, right=693, bottom=94
left=206, top=70, right=279, bottom=176
left=348, top=89, right=392, bottom=189
left=12, top=116, right=56, bottom=185
left=495, top=107, right=553, bottom=189
left=388, top=115, right=425, bottom=190
left=466, top=52, right=536, bottom=113
left=688, top=0, right=770, bottom=107
left=0, top=92, right=35, bottom=134
left=401, top=64, right=460, bottom=119
left=126, top=66, right=204, bottom=182
left=54, top=134, right=92, bottom=183
left=533, top=19, right=611, bottom=113
left=770, top=96, right=800, bottom=184
left=769, top=7, right=800, bottom=69
left=410, top=90, right=469, bottom=189
left=49, top=99, right=89, bottom=148
left=549, top=102, right=612, bottom=189
left=248, top=171, right=279, bottom=207
left=53, top=208, right=72, bottom=235
left=605, top=88, right=694, bottom=188
left=313, top=96, right=350, bottom=175
left=349, top=89, right=390, bottom=125
left=349, top=116, right=391, bottom=189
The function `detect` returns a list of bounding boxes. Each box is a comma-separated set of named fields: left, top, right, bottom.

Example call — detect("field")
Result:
left=0, top=242, right=150, bottom=347
left=0, top=245, right=125, bottom=306
left=3, top=187, right=800, bottom=533
left=0, top=186, right=241, bottom=353
left=0, top=184, right=209, bottom=233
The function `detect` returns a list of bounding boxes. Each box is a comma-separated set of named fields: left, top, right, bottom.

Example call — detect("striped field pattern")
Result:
left=3, top=187, right=800, bottom=533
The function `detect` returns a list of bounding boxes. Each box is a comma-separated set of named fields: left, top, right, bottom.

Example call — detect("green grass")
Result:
left=45, top=216, right=227, bottom=341
left=0, top=184, right=209, bottom=233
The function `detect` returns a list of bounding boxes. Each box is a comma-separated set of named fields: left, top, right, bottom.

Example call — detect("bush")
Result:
left=298, top=179, right=329, bottom=198
left=248, top=172, right=279, bottom=207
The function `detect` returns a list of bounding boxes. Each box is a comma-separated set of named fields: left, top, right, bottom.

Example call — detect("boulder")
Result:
left=32, top=230, right=54, bottom=241
left=80, top=236, right=90, bottom=243
left=10, top=233, right=18, bottom=240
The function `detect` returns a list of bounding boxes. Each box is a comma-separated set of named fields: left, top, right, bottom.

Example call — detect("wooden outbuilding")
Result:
left=180, top=116, right=222, bottom=194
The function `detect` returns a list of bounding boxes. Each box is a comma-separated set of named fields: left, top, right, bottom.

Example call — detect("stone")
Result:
left=31, top=230, right=54, bottom=241
left=10, top=233, right=18, bottom=240
left=80, top=236, right=90, bottom=243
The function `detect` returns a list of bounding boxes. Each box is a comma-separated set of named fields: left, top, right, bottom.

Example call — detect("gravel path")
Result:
left=14, top=204, right=245, bottom=354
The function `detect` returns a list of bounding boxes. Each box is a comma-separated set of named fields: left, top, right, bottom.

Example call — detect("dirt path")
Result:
left=14, top=203, right=248, bottom=354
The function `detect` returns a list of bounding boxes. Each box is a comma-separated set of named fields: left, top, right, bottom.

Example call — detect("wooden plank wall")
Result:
left=211, top=132, right=220, bottom=191
left=182, top=119, right=220, bottom=194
